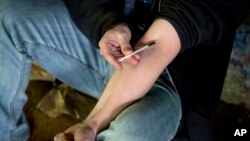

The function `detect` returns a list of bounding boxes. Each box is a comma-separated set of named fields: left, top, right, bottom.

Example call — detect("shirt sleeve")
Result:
left=157, top=0, right=250, bottom=52
left=64, top=0, right=127, bottom=46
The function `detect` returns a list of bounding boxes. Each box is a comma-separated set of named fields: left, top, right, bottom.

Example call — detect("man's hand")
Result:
left=99, top=24, right=140, bottom=69
left=54, top=122, right=97, bottom=141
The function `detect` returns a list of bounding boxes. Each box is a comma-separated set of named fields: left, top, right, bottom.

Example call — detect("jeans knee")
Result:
left=102, top=91, right=182, bottom=141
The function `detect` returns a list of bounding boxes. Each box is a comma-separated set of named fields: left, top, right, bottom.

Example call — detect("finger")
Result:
left=112, top=51, right=123, bottom=57
left=119, top=40, right=133, bottom=56
left=106, top=39, right=120, bottom=47
left=126, top=55, right=139, bottom=65
left=100, top=42, right=119, bottom=57
left=99, top=38, right=119, bottom=50
left=121, top=46, right=133, bottom=56
left=133, top=54, right=141, bottom=60
left=54, top=133, right=73, bottom=141
left=106, top=55, right=122, bottom=70
left=100, top=46, right=122, bottom=69
left=109, top=44, right=121, bottom=52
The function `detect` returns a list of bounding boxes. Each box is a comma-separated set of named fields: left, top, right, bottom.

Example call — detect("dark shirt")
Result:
left=63, top=0, right=250, bottom=140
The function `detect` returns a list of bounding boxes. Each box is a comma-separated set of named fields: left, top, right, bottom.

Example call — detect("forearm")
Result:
left=82, top=71, right=120, bottom=132
left=84, top=19, right=181, bottom=133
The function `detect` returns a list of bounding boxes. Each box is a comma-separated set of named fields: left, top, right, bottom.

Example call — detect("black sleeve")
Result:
left=64, top=0, right=127, bottom=46
left=157, top=0, right=250, bottom=51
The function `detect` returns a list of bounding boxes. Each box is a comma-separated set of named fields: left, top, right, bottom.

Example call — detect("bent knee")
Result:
left=103, top=89, right=182, bottom=141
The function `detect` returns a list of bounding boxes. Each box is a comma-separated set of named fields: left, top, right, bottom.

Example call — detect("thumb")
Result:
left=120, top=41, right=133, bottom=56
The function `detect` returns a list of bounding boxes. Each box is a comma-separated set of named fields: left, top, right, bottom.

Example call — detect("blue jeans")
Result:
left=0, top=0, right=182, bottom=141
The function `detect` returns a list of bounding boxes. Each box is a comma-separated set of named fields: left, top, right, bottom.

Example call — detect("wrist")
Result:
left=113, top=23, right=132, bottom=38
left=81, top=119, right=99, bottom=134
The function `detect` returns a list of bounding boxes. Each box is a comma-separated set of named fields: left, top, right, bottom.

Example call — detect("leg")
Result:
left=97, top=78, right=182, bottom=141
left=2, top=0, right=114, bottom=97
left=0, top=0, right=113, bottom=140
left=0, top=33, right=32, bottom=141
left=0, top=1, right=33, bottom=141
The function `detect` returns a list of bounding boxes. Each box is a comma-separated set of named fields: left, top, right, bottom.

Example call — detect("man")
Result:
left=0, top=0, right=249, bottom=141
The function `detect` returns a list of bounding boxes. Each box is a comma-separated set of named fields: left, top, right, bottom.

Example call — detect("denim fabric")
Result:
left=0, top=0, right=182, bottom=141
left=97, top=78, right=182, bottom=141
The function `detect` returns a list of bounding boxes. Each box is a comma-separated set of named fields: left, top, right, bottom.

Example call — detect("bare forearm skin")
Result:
left=84, top=19, right=181, bottom=133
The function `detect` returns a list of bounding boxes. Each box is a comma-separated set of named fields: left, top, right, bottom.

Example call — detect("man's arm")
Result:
left=54, top=19, right=180, bottom=141
left=84, top=18, right=181, bottom=133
